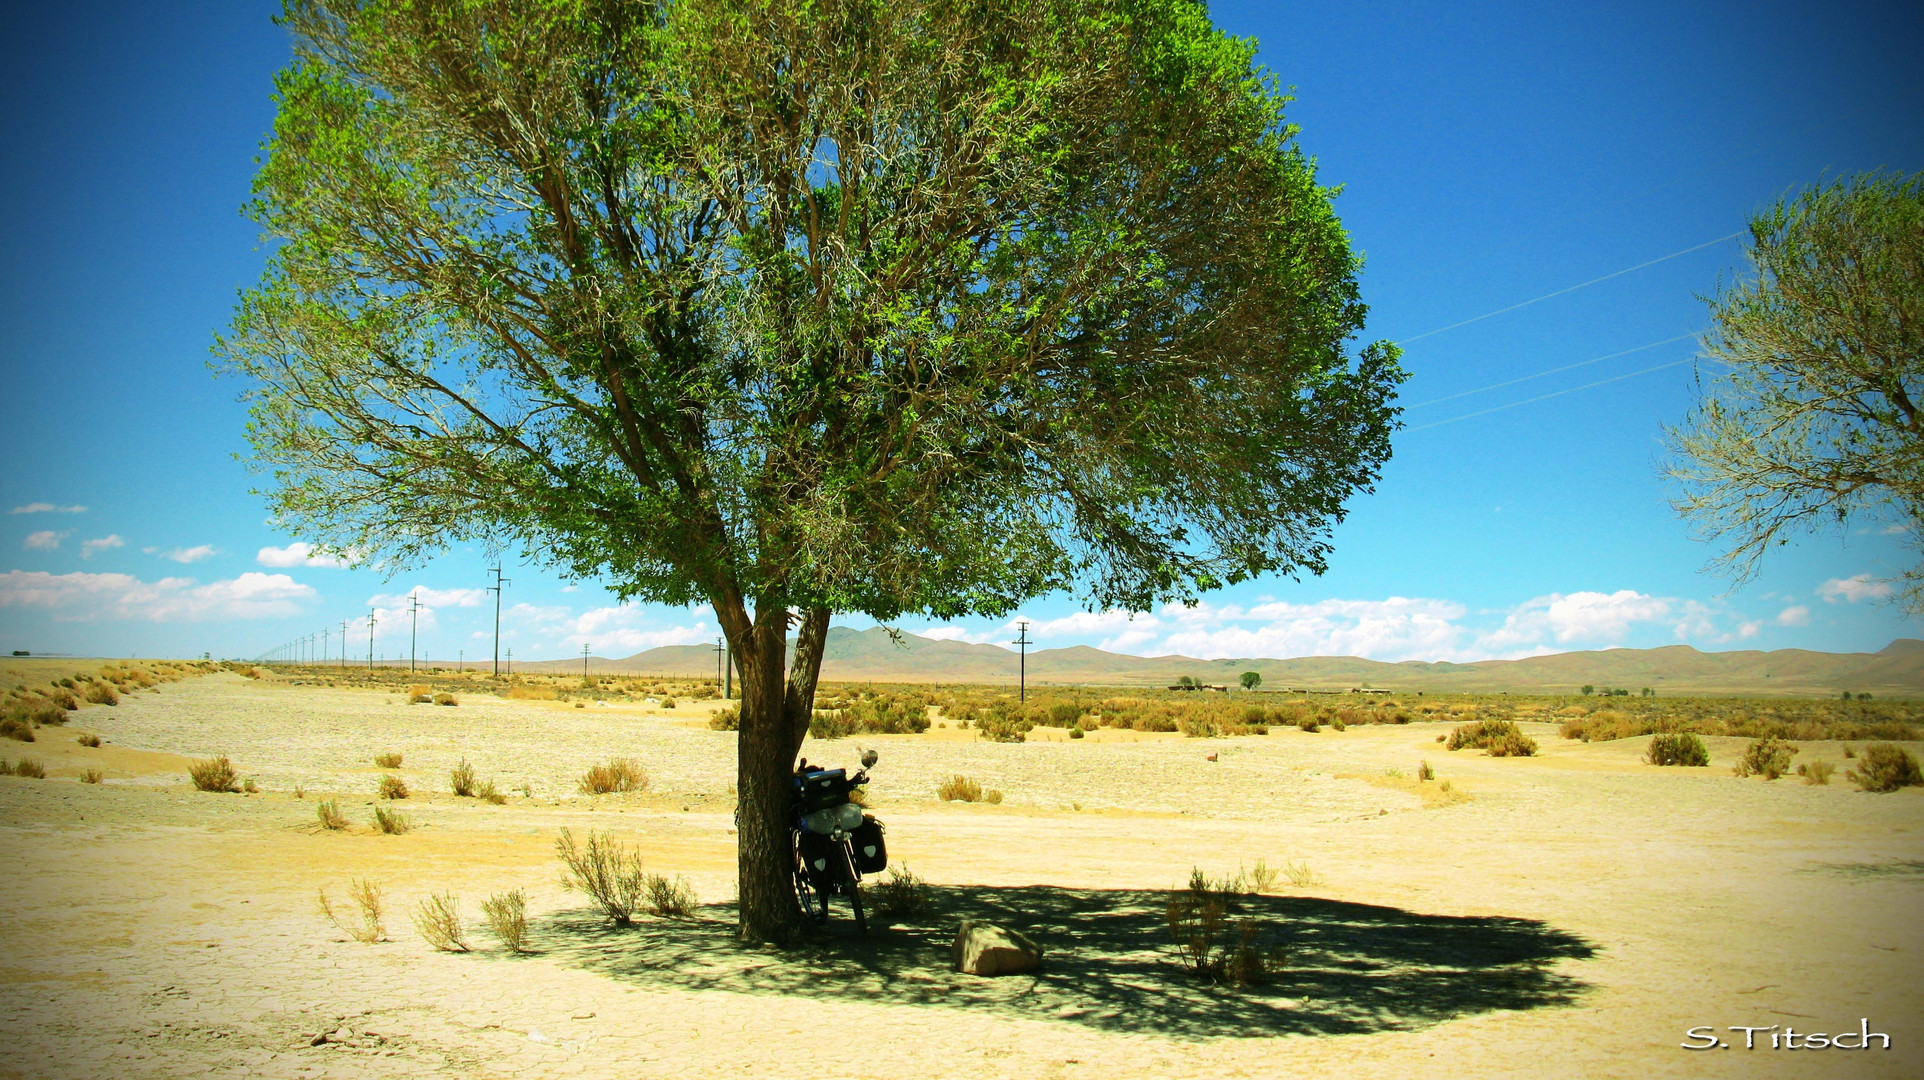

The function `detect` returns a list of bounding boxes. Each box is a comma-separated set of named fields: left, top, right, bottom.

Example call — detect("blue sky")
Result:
left=2, top=0, right=1920, bottom=664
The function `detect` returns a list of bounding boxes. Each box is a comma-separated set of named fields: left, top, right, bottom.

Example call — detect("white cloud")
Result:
left=368, top=585, right=488, bottom=609
left=568, top=603, right=715, bottom=654
left=24, top=530, right=67, bottom=550
left=162, top=545, right=221, bottom=564
left=1776, top=605, right=1810, bottom=627
left=9, top=503, right=85, bottom=514
left=79, top=535, right=125, bottom=560
left=1162, top=597, right=1469, bottom=662
left=0, top=570, right=314, bottom=622
left=1818, top=575, right=1893, bottom=604
left=1736, top=620, right=1762, bottom=639
left=1481, top=590, right=1673, bottom=650
left=257, top=542, right=355, bottom=568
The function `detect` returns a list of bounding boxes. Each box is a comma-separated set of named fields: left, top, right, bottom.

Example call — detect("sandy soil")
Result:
left=1, top=671, right=1919, bottom=1079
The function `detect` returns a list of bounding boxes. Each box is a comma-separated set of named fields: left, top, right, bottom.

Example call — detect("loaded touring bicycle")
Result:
left=790, top=749, right=887, bottom=932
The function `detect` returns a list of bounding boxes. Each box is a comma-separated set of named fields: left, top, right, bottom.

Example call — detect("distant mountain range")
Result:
left=509, top=626, right=1924, bottom=696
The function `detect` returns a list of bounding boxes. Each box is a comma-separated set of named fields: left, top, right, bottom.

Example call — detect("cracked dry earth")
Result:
left=1, top=671, right=1921, bottom=1079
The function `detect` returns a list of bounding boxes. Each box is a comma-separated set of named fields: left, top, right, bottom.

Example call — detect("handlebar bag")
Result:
left=797, top=768, right=852, bottom=813
left=851, top=815, right=887, bottom=874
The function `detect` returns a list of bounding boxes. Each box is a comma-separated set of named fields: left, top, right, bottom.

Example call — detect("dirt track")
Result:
left=1, top=672, right=1919, bottom=1079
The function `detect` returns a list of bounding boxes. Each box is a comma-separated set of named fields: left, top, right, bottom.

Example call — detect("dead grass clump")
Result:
left=189, top=756, right=240, bottom=792
left=708, top=706, right=740, bottom=731
left=374, top=751, right=403, bottom=769
left=412, top=892, right=471, bottom=951
left=75, top=733, right=101, bottom=747
left=1, top=716, right=34, bottom=742
left=475, top=779, right=507, bottom=805
left=865, top=864, right=933, bottom=920
left=645, top=874, right=697, bottom=917
left=373, top=805, right=411, bottom=834
left=1847, top=743, right=1923, bottom=792
left=434, top=692, right=458, bottom=706
left=316, top=799, right=349, bottom=830
left=505, top=683, right=558, bottom=700
left=378, top=773, right=409, bottom=799
left=481, top=889, right=530, bottom=953
left=938, top=774, right=984, bottom=802
left=577, top=758, right=647, bottom=795
left=5, top=758, right=47, bottom=779
left=319, top=879, right=385, bottom=943
left=984, top=787, right=1004, bottom=804
left=1166, top=868, right=1286, bottom=987
left=1733, top=736, right=1797, bottom=780
left=660, top=696, right=678, bottom=709
left=82, top=682, right=118, bottom=706
left=1446, top=719, right=1538, bottom=756
left=450, top=759, right=476, bottom=797
left=1417, top=760, right=1434, bottom=781
left=79, top=768, right=104, bottom=784
left=1646, top=732, right=1710, bottom=767
left=555, top=828, right=648, bottom=924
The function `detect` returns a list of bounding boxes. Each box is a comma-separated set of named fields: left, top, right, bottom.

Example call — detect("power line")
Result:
left=1394, top=233, right=1742, bottom=346
left=1405, top=355, right=1696, bottom=432
left=1406, top=333, right=1698, bottom=410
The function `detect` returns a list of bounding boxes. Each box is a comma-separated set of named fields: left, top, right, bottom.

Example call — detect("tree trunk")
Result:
left=725, top=600, right=834, bottom=944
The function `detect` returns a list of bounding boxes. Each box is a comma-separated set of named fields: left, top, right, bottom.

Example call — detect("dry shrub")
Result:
left=316, top=799, right=349, bottom=830
left=189, top=756, right=240, bottom=792
left=578, top=758, right=647, bottom=795
left=75, top=733, right=101, bottom=748
left=82, top=682, right=118, bottom=706
left=1, top=716, right=34, bottom=742
left=984, top=788, right=1004, bottom=804
left=408, top=683, right=431, bottom=698
left=1847, top=744, right=1923, bottom=792
left=8, top=758, right=47, bottom=779
left=505, top=683, right=558, bottom=700
left=708, top=706, right=740, bottom=731
left=1646, top=732, right=1710, bottom=767
left=1417, top=760, right=1435, bottom=781
left=937, top=774, right=983, bottom=802
left=864, top=864, right=933, bottom=920
left=475, top=778, right=507, bottom=804
left=450, top=759, right=476, bottom=797
left=79, top=768, right=104, bottom=784
left=434, top=692, right=458, bottom=706
left=412, top=892, right=471, bottom=951
left=645, top=873, right=697, bottom=917
left=47, top=688, right=78, bottom=712
left=1799, top=760, right=1836, bottom=785
left=409, top=692, right=432, bottom=704
left=373, top=805, right=411, bottom=834
left=374, top=752, right=403, bottom=769
left=555, top=828, right=647, bottom=924
left=319, top=879, right=385, bottom=943
left=1446, top=720, right=1538, bottom=756
left=1734, top=736, right=1797, bottom=780
left=660, top=696, right=678, bottom=709
left=1166, top=868, right=1286, bottom=986
left=481, top=889, right=530, bottom=953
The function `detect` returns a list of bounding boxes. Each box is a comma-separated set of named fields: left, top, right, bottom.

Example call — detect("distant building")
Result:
left=1351, top=687, right=1393, bottom=695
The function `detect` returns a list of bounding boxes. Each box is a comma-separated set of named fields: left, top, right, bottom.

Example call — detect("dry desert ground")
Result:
left=1, top=669, right=1920, bottom=1080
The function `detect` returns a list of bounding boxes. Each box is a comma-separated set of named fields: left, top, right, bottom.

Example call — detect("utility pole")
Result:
left=486, top=565, right=510, bottom=676
left=582, top=643, right=590, bottom=680
left=713, top=637, right=724, bottom=689
left=408, top=594, right=422, bottom=673
left=458, top=649, right=463, bottom=672
left=1013, top=620, right=1031, bottom=703
left=322, top=626, right=329, bottom=667
left=340, top=619, right=349, bottom=668
left=367, top=611, right=376, bottom=669
left=723, top=638, right=732, bottom=699
left=505, top=647, right=512, bottom=674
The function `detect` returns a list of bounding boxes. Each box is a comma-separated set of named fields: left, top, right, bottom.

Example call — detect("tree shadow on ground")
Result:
left=531, top=886, right=1595, bottom=1039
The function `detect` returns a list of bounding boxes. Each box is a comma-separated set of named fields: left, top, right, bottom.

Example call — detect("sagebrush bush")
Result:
left=189, top=756, right=239, bottom=792
left=1446, top=720, right=1538, bottom=756
left=0, top=716, right=34, bottom=742
left=75, top=733, right=101, bottom=747
left=316, top=799, right=349, bottom=830
left=475, top=778, right=507, bottom=804
left=412, top=892, right=470, bottom=951
left=1645, top=732, right=1710, bottom=767
left=8, top=758, right=47, bottom=779
left=79, top=768, right=104, bottom=784
left=373, top=805, right=411, bottom=834
left=450, top=759, right=476, bottom=797
left=1799, top=760, right=1836, bottom=785
left=644, top=873, right=697, bottom=917
left=378, top=773, right=409, bottom=799
left=374, top=752, right=403, bottom=769
left=708, top=706, right=740, bottom=731
left=319, top=879, right=385, bottom=943
left=1847, top=743, right=1923, bottom=792
left=1417, top=760, right=1434, bottom=781
left=578, top=758, right=648, bottom=795
left=481, top=889, right=530, bottom=953
left=434, top=692, right=458, bottom=706
left=1734, top=736, right=1797, bottom=780
left=1166, top=868, right=1285, bottom=986
left=82, top=682, right=118, bottom=706
left=555, top=828, right=647, bottom=924
left=938, top=774, right=983, bottom=802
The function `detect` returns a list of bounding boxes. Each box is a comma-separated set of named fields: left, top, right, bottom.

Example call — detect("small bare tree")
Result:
left=1667, top=171, right=1924, bottom=610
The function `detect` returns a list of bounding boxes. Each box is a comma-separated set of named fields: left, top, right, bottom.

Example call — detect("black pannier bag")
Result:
left=796, top=829, right=835, bottom=886
left=851, top=815, right=887, bottom=874
left=797, top=768, right=852, bottom=812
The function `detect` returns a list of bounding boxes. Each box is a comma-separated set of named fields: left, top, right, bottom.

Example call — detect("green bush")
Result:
left=1447, top=720, right=1538, bottom=757
left=1734, top=736, right=1797, bottom=780
left=1847, top=743, right=1922, bottom=792
left=1646, top=732, right=1709, bottom=767
left=708, top=706, right=740, bottom=731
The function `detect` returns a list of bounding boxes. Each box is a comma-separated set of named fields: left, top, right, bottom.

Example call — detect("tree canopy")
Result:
left=1667, top=171, right=1924, bottom=611
left=221, top=0, right=1404, bottom=940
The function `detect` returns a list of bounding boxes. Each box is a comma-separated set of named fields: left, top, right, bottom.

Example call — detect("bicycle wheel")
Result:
left=793, top=840, right=828, bottom=924
left=838, top=842, right=867, bottom=934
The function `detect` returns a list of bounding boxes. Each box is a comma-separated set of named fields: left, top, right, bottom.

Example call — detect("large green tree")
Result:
left=1667, top=171, right=1924, bottom=612
left=221, top=0, right=1403, bottom=942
